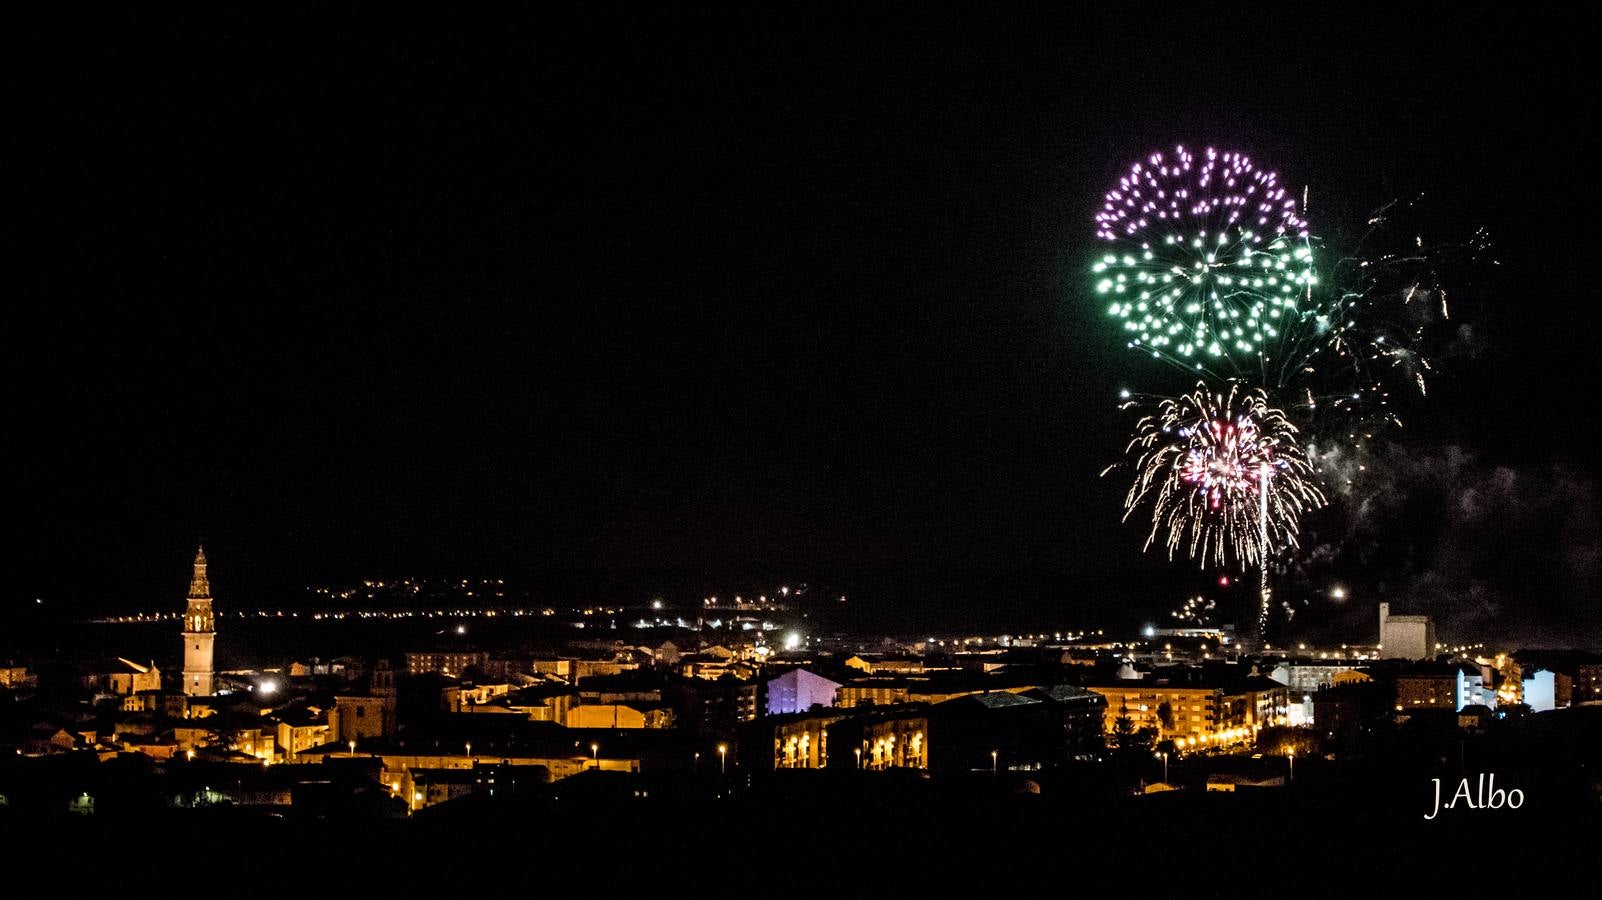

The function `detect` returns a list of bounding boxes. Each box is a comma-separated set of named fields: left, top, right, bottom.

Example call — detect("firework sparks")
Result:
left=1092, top=145, right=1320, bottom=379
left=1294, top=199, right=1492, bottom=463
left=1114, top=382, right=1327, bottom=570
left=1170, top=594, right=1217, bottom=626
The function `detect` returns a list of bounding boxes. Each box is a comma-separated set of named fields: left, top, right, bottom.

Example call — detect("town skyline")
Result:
left=5, top=541, right=1595, bottom=866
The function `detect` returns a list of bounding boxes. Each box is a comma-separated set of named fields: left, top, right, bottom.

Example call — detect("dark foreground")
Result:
left=3, top=761, right=1596, bottom=893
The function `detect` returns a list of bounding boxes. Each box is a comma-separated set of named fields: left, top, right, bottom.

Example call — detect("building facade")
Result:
left=762, top=708, right=929, bottom=771
left=406, top=651, right=488, bottom=678
left=1394, top=666, right=1457, bottom=715
left=1270, top=662, right=1359, bottom=696
left=1455, top=663, right=1494, bottom=710
left=764, top=668, right=841, bottom=715
left=1085, top=676, right=1286, bottom=749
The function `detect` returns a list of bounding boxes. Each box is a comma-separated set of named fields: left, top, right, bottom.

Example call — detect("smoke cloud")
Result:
left=1288, top=443, right=1600, bottom=647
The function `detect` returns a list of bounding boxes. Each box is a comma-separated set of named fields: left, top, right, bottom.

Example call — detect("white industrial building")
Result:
left=1378, top=602, right=1436, bottom=660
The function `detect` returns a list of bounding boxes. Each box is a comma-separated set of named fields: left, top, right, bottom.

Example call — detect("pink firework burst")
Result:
left=1094, top=144, right=1306, bottom=242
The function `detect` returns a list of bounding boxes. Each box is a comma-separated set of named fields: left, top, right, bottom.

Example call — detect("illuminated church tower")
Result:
left=181, top=546, right=217, bottom=696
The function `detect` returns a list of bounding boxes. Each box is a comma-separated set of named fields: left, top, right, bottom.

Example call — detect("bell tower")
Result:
left=181, top=546, right=217, bottom=696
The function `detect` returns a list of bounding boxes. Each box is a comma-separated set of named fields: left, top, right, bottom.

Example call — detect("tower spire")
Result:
left=189, top=545, right=210, bottom=599
left=181, top=545, right=217, bottom=696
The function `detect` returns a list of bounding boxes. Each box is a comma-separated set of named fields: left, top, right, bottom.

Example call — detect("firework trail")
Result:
left=1110, top=382, right=1327, bottom=634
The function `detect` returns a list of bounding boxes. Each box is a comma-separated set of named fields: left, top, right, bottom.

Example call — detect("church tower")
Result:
left=181, top=546, right=217, bottom=696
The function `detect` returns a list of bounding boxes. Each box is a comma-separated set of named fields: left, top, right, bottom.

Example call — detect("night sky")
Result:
left=12, top=7, right=1599, bottom=641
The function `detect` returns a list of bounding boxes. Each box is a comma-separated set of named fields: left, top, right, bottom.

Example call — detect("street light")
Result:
left=465, top=741, right=472, bottom=762
left=717, top=743, right=728, bottom=774
left=1159, top=750, right=1169, bottom=783
left=1288, top=748, right=1295, bottom=782
left=348, top=739, right=356, bottom=757
left=991, top=749, right=998, bottom=774
left=854, top=747, right=862, bottom=769
left=590, top=742, right=599, bottom=766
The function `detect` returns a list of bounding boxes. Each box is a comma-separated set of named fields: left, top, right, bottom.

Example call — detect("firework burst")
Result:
left=1092, top=145, right=1322, bottom=381
left=1114, top=382, right=1326, bottom=571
